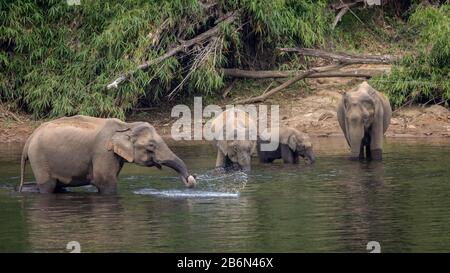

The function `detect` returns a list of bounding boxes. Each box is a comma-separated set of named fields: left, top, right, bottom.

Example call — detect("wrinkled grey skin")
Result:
left=257, top=127, right=316, bottom=164
left=211, top=109, right=257, bottom=171
left=19, top=115, right=195, bottom=194
left=337, top=82, right=392, bottom=161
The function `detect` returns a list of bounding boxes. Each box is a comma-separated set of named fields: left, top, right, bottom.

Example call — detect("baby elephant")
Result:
left=257, top=127, right=316, bottom=164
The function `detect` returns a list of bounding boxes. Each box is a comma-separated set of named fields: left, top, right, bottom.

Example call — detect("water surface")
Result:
left=1, top=137, right=450, bottom=252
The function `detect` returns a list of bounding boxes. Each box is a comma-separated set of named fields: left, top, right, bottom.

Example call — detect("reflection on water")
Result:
left=1, top=137, right=450, bottom=252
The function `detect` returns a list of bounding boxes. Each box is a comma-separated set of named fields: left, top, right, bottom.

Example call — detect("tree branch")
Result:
left=235, top=64, right=346, bottom=104
left=279, top=47, right=396, bottom=64
left=107, top=12, right=236, bottom=89
left=222, top=68, right=387, bottom=79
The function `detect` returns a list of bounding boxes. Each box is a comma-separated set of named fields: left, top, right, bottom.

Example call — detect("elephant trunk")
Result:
left=155, top=146, right=196, bottom=188
left=349, top=125, right=364, bottom=160
left=304, top=147, right=316, bottom=165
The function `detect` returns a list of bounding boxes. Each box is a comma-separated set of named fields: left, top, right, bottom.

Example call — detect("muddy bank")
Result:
left=2, top=73, right=450, bottom=143
left=276, top=77, right=450, bottom=138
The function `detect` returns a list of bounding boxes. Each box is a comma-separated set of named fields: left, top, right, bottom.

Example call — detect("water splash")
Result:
left=133, top=168, right=249, bottom=198
left=195, top=168, right=249, bottom=193
left=134, top=188, right=239, bottom=198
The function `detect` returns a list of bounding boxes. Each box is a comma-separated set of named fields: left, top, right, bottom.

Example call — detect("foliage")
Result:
left=0, top=0, right=330, bottom=118
left=370, top=4, right=450, bottom=108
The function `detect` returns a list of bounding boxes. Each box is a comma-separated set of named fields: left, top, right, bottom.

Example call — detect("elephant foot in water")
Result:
left=16, top=182, right=70, bottom=193
left=370, top=149, right=382, bottom=161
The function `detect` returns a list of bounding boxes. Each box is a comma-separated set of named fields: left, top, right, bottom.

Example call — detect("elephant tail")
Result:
left=18, top=139, right=30, bottom=192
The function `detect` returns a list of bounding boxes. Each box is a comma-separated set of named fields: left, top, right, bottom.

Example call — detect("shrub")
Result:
left=370, top=4, right=450, bottom=108
left=0, top=0, right=330, bottom=118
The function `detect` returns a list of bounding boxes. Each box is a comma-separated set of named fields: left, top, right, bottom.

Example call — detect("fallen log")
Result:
left=235, top=64, right=345, bottom=104
left=222, top=68, right=386, bottom=79
left=107, top=12, right=236, bottom=89
left=279, top=47, right=396, bottom=64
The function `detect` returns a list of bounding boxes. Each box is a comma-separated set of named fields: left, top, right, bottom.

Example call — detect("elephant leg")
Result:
left=55, top=181, right=70, bottom=193
left=31, top=165, right=57, bottom=193
left=91, top=173, right=117, bottom=194
left=292, top=151, right=300, bottom=164
left=215, top=149, right=226, bottom=168
left=281, top=144, right=295, bottom=164
left=96, top=183, right=118, bottom=194
left=370, top=119, right=384, bottom=161
left=37, top=179, right=57, bottom=193
left=359, top=143, right=365, bottom=160
left=259, top=155, right=268, bottom=163
left=365, top=144, right=372, bottom=159
left=371, top=149, right=382, bottom=161
left=224, top=155, right=234, bottom=169
left=92, top=158, right=120, bottom=194
left=259, top=152, right=275, bottom=163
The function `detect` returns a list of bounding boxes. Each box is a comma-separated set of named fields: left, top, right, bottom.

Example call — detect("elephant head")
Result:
left=217, top=139, right=256, bottom=171
left=286, top=132, right=316, bottom=165
left=108, top=122, right=196, bottom=187
left=342, top=90, right=376, bottom=159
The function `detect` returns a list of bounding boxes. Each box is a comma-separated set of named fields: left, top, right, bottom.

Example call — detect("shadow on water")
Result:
left=1, top=137, right=450, bottom=252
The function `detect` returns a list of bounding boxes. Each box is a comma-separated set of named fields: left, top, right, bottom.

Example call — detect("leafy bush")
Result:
left=0, top=0, right=330, bottom=118
left=370, top=4, right=450, bottom=108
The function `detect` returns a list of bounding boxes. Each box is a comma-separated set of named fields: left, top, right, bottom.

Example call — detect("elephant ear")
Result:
left=287, top=134, right=298, bottom=151
left=343, top=92, right=350, bottom=109
left=107, top=129, right=134, bottom=163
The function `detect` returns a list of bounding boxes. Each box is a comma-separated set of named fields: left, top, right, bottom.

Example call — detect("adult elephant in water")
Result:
left=337, top=82, right=392, bottom=161
left=19, top=115, right=196, bottom=193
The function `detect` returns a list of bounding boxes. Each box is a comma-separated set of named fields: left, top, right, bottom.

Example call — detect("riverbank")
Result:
left=2, top=71, right=450, bottom=143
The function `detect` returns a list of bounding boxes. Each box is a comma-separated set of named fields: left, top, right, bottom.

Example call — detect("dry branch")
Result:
left=107, top=12, right=236, bottom=89
left=146, top=18, right=170, bottom=47
left=279, top=47, right=396, bottom=64
left=332, top=6, right=350, bottom=29
left=222, top=68, right=386, bottom=79
left=330, top=0, right=364, bottom=10
left=222, top=79, right=237, bottom=98
left=235, top=64, right=345, bottom=104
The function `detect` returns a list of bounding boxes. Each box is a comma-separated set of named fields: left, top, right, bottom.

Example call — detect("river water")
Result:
left=1, top=137, right=450, bottom=252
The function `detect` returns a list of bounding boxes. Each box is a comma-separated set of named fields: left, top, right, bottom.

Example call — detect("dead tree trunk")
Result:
left=235, top=64, right=345, bottom=104
left=222, top=68, right=386, bottom=79
left=279, top=47, right=396, bottom=64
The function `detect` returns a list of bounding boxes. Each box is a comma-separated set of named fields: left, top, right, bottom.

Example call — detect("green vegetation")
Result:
left=0, top=1, right=448, bottom=118
left=370, top=4, right=450, bottom=108
left=0, top=0, right=329, bottom=118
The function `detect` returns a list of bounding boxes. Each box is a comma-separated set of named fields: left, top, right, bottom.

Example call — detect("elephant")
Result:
left=210, top=108, right=257, bottom=171
left=337, top=81, right=392, bottom=161
left=18, top=115, right=196, bottom=194
left=257, top=126, right=316, bottom=164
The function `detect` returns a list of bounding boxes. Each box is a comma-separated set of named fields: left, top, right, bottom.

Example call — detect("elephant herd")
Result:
left=18, top=82, right=391, bottom=194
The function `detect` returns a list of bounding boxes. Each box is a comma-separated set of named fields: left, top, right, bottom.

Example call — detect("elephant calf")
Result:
left=337, top=81, right=392, bottom=161
left=210, top=108, right=257, bottom=171
left=257, top=127, right=316, bottom=164
left=19, top=115, right=196, bottom=194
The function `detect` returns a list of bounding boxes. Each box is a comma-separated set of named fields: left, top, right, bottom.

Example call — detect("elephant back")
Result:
left=211, top=108, right=257, bottom=139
